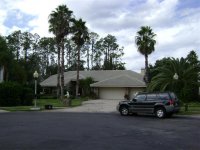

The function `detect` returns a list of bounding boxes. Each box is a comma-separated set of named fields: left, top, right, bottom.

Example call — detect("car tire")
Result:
left=155, top=107, right=166, bottom=118
left=120, top=107, right=129, bottom=116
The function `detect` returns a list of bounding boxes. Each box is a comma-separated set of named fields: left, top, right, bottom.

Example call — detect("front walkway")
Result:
left=51, top=99, right=122, bottom=113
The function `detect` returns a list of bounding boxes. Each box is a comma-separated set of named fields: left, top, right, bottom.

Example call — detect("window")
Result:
left=135, top=94, right=146, bottom=102
left=147, top=94, right=157, bottom=101
left=159, top=93, right=170, bottom=100
left=169, top=92, right=177, bottom=100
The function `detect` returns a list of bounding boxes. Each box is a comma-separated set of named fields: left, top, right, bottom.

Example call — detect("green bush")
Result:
left=0, top=82, right=33, bottom=106
left=20, top=87, right=34, bottom=106
left=0, top=82, right=22, bottom=106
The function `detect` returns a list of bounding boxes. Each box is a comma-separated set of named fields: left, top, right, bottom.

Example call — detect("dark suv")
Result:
left=117, top=92, right=180, bottom=118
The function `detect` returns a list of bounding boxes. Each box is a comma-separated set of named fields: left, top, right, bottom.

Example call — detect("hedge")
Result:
left=0, top=82, right=33, bottom=106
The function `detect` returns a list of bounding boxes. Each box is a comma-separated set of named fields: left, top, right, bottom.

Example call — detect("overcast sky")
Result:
left=0, top=0, right=200, bottom=72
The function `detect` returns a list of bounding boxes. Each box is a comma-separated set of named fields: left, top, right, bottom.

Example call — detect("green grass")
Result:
left=37, top=99, right=65, bottom=107
left=71, top=99, right=83, bottom=107
left=0, top=106, right=33, bottom=111
left=0, top=99, right=65, bottom=112
left=178, top=102, right=200, bottom=115
left=0, top=98, right=87, bottom=112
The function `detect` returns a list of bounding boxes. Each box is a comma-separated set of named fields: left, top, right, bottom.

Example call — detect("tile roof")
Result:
left=40, top=70, right=146, bottom=87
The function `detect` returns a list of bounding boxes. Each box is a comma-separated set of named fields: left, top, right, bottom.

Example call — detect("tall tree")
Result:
left=32, top=33, right=40, bottom=53
left=49, top=5, right=73, bottom=100
left=135, top=26, right=156, bottom=83
left=21, top=32, right=33, bottom=63
left=185, top=50, right=200, bottom=100
left=101, top=35, right=125, bottom=70
left=89, top=32, right=99, bottom=69
left=65, top=39, right=75, bottom=70
left=6, top=30, right=22, bottom=61
left=39, top=37, right=56, bottom=79
left=92, top=38, right=103, bottom=70
left=0, top=35, right=13, bottom=81
left=71, top=18, right=89, bottom=97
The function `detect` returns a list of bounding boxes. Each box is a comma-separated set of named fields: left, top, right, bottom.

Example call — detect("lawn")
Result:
left=0, top=98, right=85, bottom=112
left=178, top=102, right=200, bottom=115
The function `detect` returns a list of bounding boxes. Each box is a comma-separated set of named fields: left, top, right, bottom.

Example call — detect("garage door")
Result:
left=99, top=87, right=125, bottom=100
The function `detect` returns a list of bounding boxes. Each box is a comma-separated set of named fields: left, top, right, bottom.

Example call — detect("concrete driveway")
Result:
left=52, top=99, right=122, bottom=113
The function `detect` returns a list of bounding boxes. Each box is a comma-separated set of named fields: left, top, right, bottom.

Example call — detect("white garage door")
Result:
left=99, top=87, right=125, bottom=100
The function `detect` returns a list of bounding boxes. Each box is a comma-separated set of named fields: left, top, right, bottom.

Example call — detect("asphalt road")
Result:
left=0, top=112, right=199, bottom=150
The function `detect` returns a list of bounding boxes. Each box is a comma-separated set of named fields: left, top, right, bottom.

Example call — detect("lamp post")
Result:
left=173, top=73, right=178, bottom=80
left=31, top=71, right=40, bottom=110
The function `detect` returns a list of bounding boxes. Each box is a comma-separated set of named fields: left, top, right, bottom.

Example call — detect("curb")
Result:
left=0, top=110, right=9, bottom=113
left=175, top=114, right=200, bottom=119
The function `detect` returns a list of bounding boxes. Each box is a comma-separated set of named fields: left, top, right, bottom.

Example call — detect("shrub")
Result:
left=0, top=82, right=22, bottom=106
left=20, top=87, right=34, bottom=106
left=40, top=94, right=57, bottom=99
left=0, top=82, right=33, bottom=106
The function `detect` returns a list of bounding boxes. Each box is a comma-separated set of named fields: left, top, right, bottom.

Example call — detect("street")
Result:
left=0, top=112, right=199, bottom=150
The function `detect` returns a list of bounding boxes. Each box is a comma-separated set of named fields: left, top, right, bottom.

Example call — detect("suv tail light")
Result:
left=169, top=100, right=174, bottom=106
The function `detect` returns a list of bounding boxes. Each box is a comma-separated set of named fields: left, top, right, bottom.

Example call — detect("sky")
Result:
left=0, top=0, right=200, bottom=73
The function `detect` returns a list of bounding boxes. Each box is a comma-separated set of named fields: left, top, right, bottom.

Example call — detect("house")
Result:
left=0, top=66, right=4, bottom=83
left=40, top=70, right=146, bottom=100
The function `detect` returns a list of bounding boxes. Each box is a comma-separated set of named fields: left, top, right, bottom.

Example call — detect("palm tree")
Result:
left=48, top=5, right=73, bottom=101
left=135, top=26, right=156, bottom=83
left=71, top=18, right=89, bottom=97
left=148, top=58, right=199, bottom=102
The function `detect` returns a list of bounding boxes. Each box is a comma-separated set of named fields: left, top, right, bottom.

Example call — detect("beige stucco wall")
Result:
left=98, top=87, right=146, bottom=100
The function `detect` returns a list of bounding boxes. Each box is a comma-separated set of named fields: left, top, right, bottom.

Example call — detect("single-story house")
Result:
left=40, top=70, right=146, bottom=100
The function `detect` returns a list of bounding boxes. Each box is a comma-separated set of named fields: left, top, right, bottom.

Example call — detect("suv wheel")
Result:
left=155, top=108, right=166, bottom=118
left=120, top=107, right=129, bottom=116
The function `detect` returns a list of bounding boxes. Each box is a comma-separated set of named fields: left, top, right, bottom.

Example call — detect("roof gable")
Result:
left=90, top=75, right=146, bottom=87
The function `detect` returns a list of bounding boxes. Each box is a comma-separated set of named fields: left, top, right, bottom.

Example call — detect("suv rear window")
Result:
left=158, top=93, right=170, bottom=100
left=169, top=92, right=177, bottom=100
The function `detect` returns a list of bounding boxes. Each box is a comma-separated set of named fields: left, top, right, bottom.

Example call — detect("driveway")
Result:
left=52, top=99, right=122, bottom=113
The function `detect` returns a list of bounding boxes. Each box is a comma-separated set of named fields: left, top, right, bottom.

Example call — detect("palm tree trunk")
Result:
left=66, top=43, right=69, bottom=69
left=60, top=39, right=65, bottom=101
left=57, top=44, right=61, bottom=100
left=87, top=47, right=89, bottom=70
left=91, top=41, right=94, bottom=69
left=145, top=54, right=149, bottom=84
left=76, top=45, right=80, bottom=97
left=16, top=49, right=19, bottom=61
